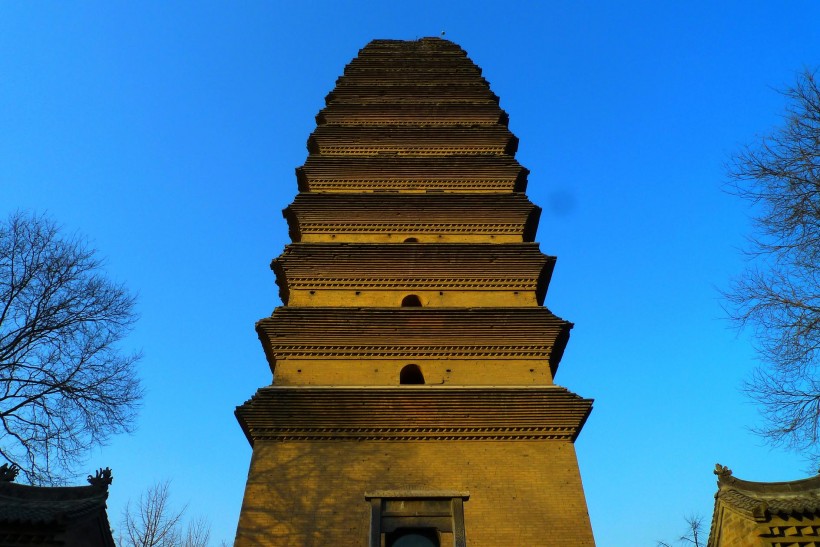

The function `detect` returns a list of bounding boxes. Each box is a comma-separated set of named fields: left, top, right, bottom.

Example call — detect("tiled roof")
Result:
left=714, top=467, right=820, bottom=520
left=0, top=483, right=108, bottom=525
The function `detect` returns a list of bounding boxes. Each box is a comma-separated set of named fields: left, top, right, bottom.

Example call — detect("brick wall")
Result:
left=235, top=439, right=595, bottom=546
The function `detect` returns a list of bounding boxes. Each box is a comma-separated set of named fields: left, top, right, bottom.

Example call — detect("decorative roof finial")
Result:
left=87, top=467, right=113, bottom=488
left=714, top=463, right=732, bottom=477
left=0, top=463, right=19, bottom=482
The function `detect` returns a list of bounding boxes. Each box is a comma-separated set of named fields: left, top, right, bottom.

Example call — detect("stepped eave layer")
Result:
left=296, top=155, right=529, bottom=193
left=283, top=193, right=541, bottom=241
left=255, top=307, right=571, bottom=374
left=271, top=243, right=555, bottom=304
left=236, top=385, right=593, bottom=445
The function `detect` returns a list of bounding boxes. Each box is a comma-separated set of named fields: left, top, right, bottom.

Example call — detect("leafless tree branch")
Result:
left=725, top=69, right=820, bottom=459
left=0, top=211, right=142, bottom=484
left=657, top=514, right=706, bottom=547
left=119, top=481, right=213, bottom=547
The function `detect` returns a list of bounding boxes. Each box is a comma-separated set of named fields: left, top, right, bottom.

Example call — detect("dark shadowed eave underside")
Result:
left=235, top=386, right=593, bottom=446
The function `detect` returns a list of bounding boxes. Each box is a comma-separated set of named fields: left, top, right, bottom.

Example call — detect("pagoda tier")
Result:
left=283, top=193, right=541, bottom=243
left=237, top=386, right=592, bottom=444
left=326, top=83, right=499, bottom=105
left=316, top=104, right=508, bottom=126
left=272, top=243, right=554, bottom=306
left=307, top=126, right=518, bottom=156
left=257, top=307, right=569, bottom=351
left=296, top=155, right=528, bottom=193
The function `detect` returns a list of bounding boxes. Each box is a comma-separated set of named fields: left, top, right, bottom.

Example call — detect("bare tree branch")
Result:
left=0, top=211, right=142, bottom=484
left=726, top=69, right=820, bottom=459
left=657, top=514, right=706, bottom=547
left=119, top=481, right=214, bottom=547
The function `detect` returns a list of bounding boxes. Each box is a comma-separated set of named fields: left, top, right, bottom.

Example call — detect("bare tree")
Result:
left=0, top=211, right=142, bottom=484
left=119, top=481, right=212, bottom=547
left=182, top=517, right=212, bottom=547
left=726, top=70, right=820, bottom=457
left=657, top=514, right=706, bottom=547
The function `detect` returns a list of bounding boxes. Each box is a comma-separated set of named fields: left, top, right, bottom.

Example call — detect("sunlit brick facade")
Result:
left=235, top=38, right=595, bottom=546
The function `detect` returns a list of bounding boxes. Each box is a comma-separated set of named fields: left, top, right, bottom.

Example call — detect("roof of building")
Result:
left=0, top=466, right=115, bottom=545
left=712, top=464, right=820, bottom=521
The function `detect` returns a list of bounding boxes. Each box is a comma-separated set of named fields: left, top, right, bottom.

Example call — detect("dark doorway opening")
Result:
left=386, top=528, right=440, bottom=547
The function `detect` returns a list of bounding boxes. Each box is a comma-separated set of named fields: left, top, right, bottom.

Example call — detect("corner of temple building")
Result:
left=234, top=37, right=596, bottom=547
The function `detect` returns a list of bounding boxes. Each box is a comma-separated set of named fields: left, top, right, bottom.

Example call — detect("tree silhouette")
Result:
left=726, top=70, right=820, bottom=458
left=0, top=211, right=142, bottom=483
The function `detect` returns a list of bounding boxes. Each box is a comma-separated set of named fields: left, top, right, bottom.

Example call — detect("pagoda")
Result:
left=235, top=37, right=595, bottom=546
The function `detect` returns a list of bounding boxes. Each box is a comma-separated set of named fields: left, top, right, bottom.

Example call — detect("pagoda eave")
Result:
left=235, top=385, right=593, bottom=447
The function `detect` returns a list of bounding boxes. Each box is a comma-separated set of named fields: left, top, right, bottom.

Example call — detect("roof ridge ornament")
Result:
left=714, top=463, right=732, bottom=478
left=0, top=463, right=18, bottom=482
left=87, top=467, right=113, bottom=489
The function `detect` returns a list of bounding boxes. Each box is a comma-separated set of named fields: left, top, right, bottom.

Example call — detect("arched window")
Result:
left=401, top=295, right=422, bottom=307
left=400, top=364, right=424, bottom=385
left=403, top=237, right=419, bottom=243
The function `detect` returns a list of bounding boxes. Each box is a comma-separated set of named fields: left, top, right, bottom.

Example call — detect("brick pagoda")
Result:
left=235, top=37, right=595, bottom=546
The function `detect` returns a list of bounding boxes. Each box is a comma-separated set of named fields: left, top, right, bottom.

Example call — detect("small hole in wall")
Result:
left=355, top=291, right=361, bottom=295
left=401, top=295, right=422, bottom=307
left=310, top=290, right=315, bottom=295
left=529, top=369, right=534, bottom=372
left=403, top=237, right=418, bottom=243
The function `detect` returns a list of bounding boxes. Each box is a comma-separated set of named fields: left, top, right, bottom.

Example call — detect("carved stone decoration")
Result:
left=87, top=467, right=113, bottom=488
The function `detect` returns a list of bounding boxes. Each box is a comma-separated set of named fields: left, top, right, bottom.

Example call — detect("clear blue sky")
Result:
left=1, top=2, right=817, bottom=544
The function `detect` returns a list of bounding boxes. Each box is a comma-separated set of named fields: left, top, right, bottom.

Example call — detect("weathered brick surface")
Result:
left=236, top=440, right=594, bottom=546
left=234, top=37, right=596, bottom=546
left=273, top=358, right=554, bottom=386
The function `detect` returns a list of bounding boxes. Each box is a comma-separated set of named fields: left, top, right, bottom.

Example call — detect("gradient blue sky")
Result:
left=2, top=2, right=817, bottom=544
